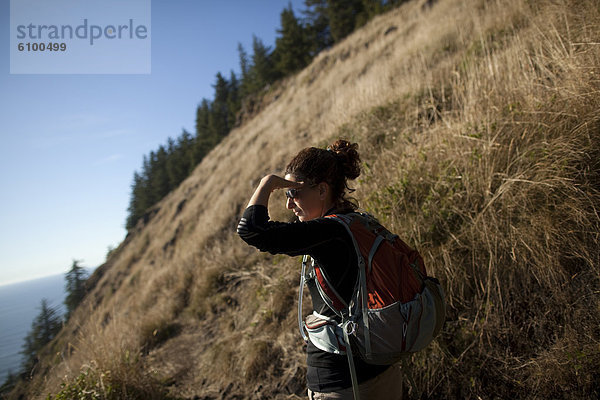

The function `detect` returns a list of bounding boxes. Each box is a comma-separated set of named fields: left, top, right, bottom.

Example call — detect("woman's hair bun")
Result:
left=327, top=139, right=361, bottom=180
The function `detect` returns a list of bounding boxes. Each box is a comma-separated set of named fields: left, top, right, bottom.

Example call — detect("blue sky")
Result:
left=0, top=0, right=305, bottom=286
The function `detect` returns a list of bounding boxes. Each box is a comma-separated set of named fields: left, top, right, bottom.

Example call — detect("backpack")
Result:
left=297, top=212, right=445, bottom=400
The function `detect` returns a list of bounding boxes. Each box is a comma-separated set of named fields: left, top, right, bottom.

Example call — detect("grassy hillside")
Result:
left=9, top=0, right=599, bottom=398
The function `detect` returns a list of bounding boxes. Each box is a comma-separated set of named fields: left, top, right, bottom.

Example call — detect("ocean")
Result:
left=0, top=273, right=66, bottom=384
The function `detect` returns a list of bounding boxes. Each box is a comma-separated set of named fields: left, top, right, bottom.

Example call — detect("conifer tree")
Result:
left=303, top=0, right=334, bottom=55
left=64, top=260, right=88, bottom=319
left=237, top=43, right=251, bottom=98
left=227, top=71, right=241, bottom=128
left=195, top=98, right=211, bottom=139
left=360, top=0, right=385, bottom=19
left=166, top=134, right=189, bottom=189
left=326, top=0, right=367, bottom=43
left=20, top=299, right=62, bottom=373
left=166, top=137, right=179, bottom=189
left=141, top=153, right=158, bottom=207
left=178, top=129, right=196, bottom=175
left=151, top=146, right=170, bottom=201
left=209, top=72, right=231, bottom=139
left=275, top=5, right=311, bottom=75
left=194, top=98, right=213, bottom=163
left=249, top=35, right=278, bottom=93
left=126, top=171, right=146, bottom=229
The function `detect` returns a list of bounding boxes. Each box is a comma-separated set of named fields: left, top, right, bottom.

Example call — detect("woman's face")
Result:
left=284, top=174, right=324, bottom=222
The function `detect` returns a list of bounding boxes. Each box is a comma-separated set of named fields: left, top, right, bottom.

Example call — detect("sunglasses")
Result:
left=285, top=188, right=303, bottom=199
left=285, top=184, right=317, bottom=199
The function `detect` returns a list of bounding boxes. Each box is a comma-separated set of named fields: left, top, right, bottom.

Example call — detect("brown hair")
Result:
left=285, top=139, right=361, bottom=211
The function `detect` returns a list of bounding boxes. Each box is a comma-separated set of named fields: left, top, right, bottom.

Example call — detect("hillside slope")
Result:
left=11, top=0, right=599, bottom=398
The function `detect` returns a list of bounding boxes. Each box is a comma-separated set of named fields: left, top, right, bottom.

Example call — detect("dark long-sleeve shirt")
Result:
left=237, top=205, right=388, bottom=392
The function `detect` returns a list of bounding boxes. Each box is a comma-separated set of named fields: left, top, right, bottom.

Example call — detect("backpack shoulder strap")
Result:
left=325, top=213, right=374, bottom=358
left=324, top=213, right=365, bottom=267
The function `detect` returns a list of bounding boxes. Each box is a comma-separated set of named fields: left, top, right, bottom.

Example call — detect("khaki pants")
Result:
left=307, top=363, right=403, bottom=400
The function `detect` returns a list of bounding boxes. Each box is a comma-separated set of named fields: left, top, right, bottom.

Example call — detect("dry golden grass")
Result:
left=10, top=0, right=599, bottom=399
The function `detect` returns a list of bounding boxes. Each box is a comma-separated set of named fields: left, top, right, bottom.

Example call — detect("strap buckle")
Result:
left=344, top=320, right=357, bottom=336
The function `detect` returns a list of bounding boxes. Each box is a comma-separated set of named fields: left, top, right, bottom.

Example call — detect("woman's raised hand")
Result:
left=247, top=174, right=303, bottom=208
left=260, top=174, right=303, bottom=192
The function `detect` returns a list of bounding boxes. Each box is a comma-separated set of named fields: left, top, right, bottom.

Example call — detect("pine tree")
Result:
left=227, top=70, right=241, bottom=128
left=237, top=43, right=251, bottom=98
left=248, top=35, right=278, bottom=94
left=326, top=0, right=367, bottom=43
left=194, top=98, right=214, bottom=164
left=275, top=5, right=312, bottom=75
left=20, top=299, right=62, bottom=373
left=126, top=171, right=146, bottom=230
left=209, top=72, right=231, bottom=139
left=150, top=146, right=170, bottom=201
left=361, top=0, right=385, bottom=19
left=303, top=0, right=334, bottom=55
left=195, top=98, right=211, bottom=139
left=166, top=134, right=190, bottom=189
left=177, top=129, right=197, bottom=175
left=140, top=153, right=158, bottom=207
left=64, top=260, right=88, bottom=319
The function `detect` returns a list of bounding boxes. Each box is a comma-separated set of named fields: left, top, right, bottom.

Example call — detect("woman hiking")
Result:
left=237, top=139, right=403, bottom=400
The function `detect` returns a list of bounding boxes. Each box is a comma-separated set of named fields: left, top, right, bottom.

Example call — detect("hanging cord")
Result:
left=298, top=255, right=310, bottom=343
left=342, top=320, right=361, bottom=400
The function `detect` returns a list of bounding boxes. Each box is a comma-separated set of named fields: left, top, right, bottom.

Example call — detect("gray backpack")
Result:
left=298, top=212, right=445, bottom=400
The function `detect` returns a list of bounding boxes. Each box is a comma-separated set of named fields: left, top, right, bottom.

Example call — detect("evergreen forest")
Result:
left=126, top=0, right=407, bottom=230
